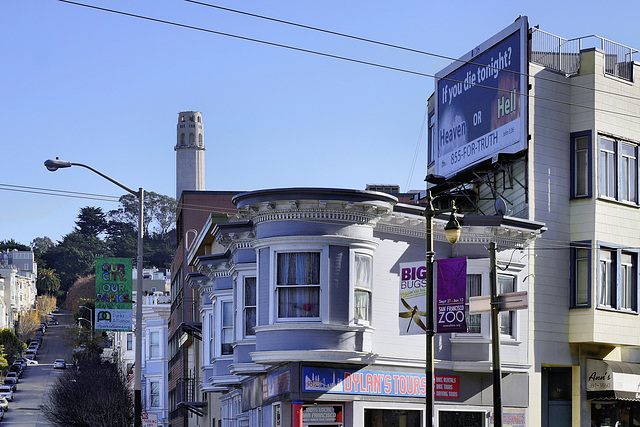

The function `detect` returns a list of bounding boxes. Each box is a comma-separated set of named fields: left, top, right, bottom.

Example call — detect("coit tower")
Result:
left=175, top=111, right=205, bottom=199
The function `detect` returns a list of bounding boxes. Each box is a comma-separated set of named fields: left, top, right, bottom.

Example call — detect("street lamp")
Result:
left=424, top=191, right=461, bottom=427
left=77, top=317, right=93, bottom=341
left=44, top=158, right=145, bottom=427
left=78, top=304, right=94, bottom=341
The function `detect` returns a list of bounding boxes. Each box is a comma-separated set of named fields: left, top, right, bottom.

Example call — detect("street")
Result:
left=2, top=309, right=75, bottom=426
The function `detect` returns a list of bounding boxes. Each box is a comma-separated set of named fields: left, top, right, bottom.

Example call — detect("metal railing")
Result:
left=531, top=28, right=637, bottom=81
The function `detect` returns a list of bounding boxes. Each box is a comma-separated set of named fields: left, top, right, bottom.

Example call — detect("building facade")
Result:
left=427, top=16, right=640, bottom=426
left=186, top=188, right=542, bottom=426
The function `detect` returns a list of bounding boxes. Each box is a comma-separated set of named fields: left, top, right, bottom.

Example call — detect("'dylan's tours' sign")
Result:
left=94, top=257, right=133, bottom=331
left=303, top=366, right=459, bottom=399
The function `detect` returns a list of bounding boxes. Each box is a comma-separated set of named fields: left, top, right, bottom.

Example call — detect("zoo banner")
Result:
left=94, top=257, right=133, bottom=331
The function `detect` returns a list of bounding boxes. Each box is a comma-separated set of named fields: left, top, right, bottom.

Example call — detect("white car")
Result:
left=24, top=358, right=38, bottom=365
left=0, top=385, right=14, bottom=401
left=5, top=372, right=18, bottom=383
left=0, top=395, right=8, bottom=411
left=54, top=359, right=66, bottom=369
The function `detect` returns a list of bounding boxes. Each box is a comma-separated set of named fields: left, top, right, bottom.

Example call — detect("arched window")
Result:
left=199, top=133, right=203, bottom=146
left=189, top=133, right=195, bottom=146
left=181, top=115, right=186, bottom=122
left=180, top=133, right=185, bottom=146
left=197, top=116, right=201, bottom=123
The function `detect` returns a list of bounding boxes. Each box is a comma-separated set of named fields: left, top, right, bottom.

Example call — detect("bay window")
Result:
left=149, top=331, right=160, bottom=358
left=597, top=247, right=638, bottom=312
left=498, top=274, right=515, bottom=337
left=597, top=135, right=639, bottom=203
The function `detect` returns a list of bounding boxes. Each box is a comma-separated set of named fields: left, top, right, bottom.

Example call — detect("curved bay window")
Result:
left=277, top=252, right=320, bottom=318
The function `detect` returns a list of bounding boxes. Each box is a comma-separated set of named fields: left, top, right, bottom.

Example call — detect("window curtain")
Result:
left=277, top=253, right=320, bottom=318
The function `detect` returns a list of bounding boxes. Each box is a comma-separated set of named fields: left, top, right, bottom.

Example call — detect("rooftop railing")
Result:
left=531, top=27, right=637, bottom=81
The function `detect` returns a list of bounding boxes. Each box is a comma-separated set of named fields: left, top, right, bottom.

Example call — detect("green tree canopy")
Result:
left=37, top=267, right=61, bottom=295
left=75, top=207, right=108, bottom=237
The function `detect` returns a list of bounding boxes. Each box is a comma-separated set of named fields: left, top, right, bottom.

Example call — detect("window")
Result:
left=599, top=249, right=615, bottom=308
left=571, top=131, right=592, bottom=198
left=149, top=331, right=160, bottom=358
left=498, top=274, right=515, bottom=337
left=208, top=312, right=215, bottom=362
left=599, top=137, right=617, bottom=198
left=621, top=142, right=638, bottom=203
left=243, top=277, right=257, bottom=336
left=150, top=381, right=160, bottom=407
left=597, top=247, right=638, bottom=312
left=598, top=135, right=640, bottom=203
left=276, top=252, right=320, bottom=318
left=465, top=274, right=482, bottom=333
left=571, top=245, right=591, bottom=308
left=221, top=301, right=233, bottom=355
left=126, top=333, right=133, bottom=351
left=621, top=252, right=637, bottom=311
left=354, top=254, right=372, bottom=322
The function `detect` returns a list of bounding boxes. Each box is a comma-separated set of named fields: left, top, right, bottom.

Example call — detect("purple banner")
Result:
left=436, top=257, right=467, bottom=333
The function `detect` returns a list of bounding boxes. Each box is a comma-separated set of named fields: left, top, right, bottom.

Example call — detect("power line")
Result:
left=184, top=0, right=640, bottom=105
left=54, top=1, right=640, bottom=122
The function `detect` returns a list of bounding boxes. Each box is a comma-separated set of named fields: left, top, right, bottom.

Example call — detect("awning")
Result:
left=587, top=359, right=640, bottom=401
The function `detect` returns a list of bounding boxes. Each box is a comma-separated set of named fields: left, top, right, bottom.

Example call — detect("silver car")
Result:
left=0, top=385, right=14, bottom=401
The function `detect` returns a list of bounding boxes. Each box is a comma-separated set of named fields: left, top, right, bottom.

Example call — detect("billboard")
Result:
left=435, top=17, right=528, bottom=178
left=94, top=257, right=133, bottom=331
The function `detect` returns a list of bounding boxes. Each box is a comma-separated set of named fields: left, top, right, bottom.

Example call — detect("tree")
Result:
left=31, top=236, right=54, bottom=254
left=65, top=275, right=95, bottom=313
left=41, top=355, right=133, bottom=427
left=37, top=268, right=61, bottom=295
left=41, top=232, right=111, bottom=291
left=36, top=295, right=58, bottom=315
left=75, top=207, right=107, bottom=237
left=108, top=191, right=176, bottom=238
left=0, top=239, right=30, bottom=252
left=16, top=310, right=41, bottom=342
left=0, top=329, right=25, bottom=364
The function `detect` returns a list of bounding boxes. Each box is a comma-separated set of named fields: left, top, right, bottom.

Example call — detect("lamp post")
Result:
left=78, top=304, right=94, bottom=341
left=44, top=158, right=144, bottom=427
left=424, top=191, right=461, bottom=427
left=77, top=317, right=93, bottom=341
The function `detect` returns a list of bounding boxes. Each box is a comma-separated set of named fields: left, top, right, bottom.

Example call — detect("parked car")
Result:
left=23, top=358, right=37, bottom=365
left=0, top=385, right=14, bottom=401
left=54, top=359, right=66, bottom=369
left=48, top=319, right=58, bottom=325
left=8, top=365, right=23, bottom=378
left=3, top=378, right=17, bottom=392
left=5, top=372, right=18, bottom=384
left=0, top=395, right=8, bottom=411
left=25, top=349, right=36, bottom=359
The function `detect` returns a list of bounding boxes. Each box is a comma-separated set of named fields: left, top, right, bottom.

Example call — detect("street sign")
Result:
left=469, top=291, right=528, bottom=314
left=142, top=412, right=158, bottom=427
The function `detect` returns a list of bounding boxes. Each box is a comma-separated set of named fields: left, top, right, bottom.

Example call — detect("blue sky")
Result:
left=1, top=0, right=638, bottom=246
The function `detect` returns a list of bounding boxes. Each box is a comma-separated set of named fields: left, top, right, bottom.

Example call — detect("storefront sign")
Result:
left=303, top=405, right=343, bottom=423
left=263, top=369, right=290, bottom=399
left=303, top=366, right=458, bottom=399
left=94, top=257, right=133, bottom=331
left=436, top=257, right=467, bottom=333
left=490, top=411, right=525, bottom=426
left=587, top=359, right=640, bottom=400
left=434, top=375, right=459, bottom=398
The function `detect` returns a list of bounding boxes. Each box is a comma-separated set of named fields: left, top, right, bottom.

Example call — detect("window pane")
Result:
left=574, top=136, right=589, bottom=197
left=222, top=301, right=233, bottom=354
left=355, top=290, right=370, bottom=321
left=576, top=249, right=589, bottom=306
left=244, top=277, right=257, bottom=336
left=621, top=253, right=637, bottom=311
left=244, top=277, right=256, bottom=306
left=599, top=137, right=616, bottom=198
left=150, top=382, right=160, bottom=407
left=277, top=252, right=320, bottom=285
left=621, top=143, right=637, bottom=202
left=278, top=287, right=319, bottom=318
left=466, top=274, right=482, bottom=333
left=355, top=255, right=372, bottom=290
left=599, top=250, right=613, bottom=307
left=498, top=275, right=515, bottom=336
